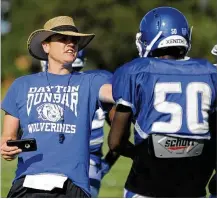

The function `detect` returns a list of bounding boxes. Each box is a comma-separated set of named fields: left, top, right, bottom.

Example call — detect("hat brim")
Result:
left=27, top=29, right=95, bottom=60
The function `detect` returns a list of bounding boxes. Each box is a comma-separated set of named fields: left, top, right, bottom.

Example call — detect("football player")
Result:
left=109, top=7, right=217, bottom=198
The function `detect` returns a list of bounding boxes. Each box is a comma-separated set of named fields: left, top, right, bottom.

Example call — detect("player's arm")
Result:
left=106, top=105, right=135, bottom=158
left=101, top=105, right=134, bottom=178
left=108, top=104, right=136, bottom=159
left=100, top=106, right=119, bottom=172
left=108, top=62, right=139, bottom=159
left=101, top=106, right=120, bottom=169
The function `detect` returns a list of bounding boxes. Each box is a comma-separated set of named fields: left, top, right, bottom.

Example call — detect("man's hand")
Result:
left=1, top=137, right=22, bottom=161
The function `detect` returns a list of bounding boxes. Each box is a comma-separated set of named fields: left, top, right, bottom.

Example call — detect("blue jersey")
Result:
left=113, top=58, right=217, bottom=144
left=84, top=70, right=113, bottom=165
left=1, top=71, right=111, bottom=196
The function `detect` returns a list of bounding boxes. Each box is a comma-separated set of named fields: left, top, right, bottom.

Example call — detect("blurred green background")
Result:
left=2, top=0, right=217, bottom=88
left=1, top=0, right=216, bottom=197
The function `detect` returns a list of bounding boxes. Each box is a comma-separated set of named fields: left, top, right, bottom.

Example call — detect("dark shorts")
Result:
left=125, top=137, right=216, bottom=198
left=7, top=176, right=89, bottom=198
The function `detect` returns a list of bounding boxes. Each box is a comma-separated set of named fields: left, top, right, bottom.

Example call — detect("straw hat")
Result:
left=27, top=16, right=95, bottom=60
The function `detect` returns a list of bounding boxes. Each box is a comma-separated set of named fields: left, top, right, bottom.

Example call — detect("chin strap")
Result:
left=187, top=26, right=193, bottom=54
left=144, top=31, right=163, bottom=57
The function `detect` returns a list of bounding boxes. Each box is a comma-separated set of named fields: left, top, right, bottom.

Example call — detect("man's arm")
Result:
left=99, top=84, right=115, bottom=104
left=1, top=113, right=22, bottom=161
left=101, top=105, right=134, bottom=178
left=102, top=106, right=120, bottom=169
left=108, top=104, right=135, bottom=159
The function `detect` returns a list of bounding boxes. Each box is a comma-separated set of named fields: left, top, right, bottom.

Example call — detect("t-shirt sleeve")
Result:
left=91, top=72, right=112, bottom=108
left=1, top=79, right=21, bottom=118
left=112, top=66, right=138, bottom=112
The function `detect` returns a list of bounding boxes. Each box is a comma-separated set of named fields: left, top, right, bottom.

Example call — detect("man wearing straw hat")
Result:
left=1, top=16, right=114, bottom=198
left=40, top=50, right=120, bottom=198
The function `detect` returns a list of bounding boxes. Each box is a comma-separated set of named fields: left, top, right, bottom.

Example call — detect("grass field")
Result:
left=0, top=106, right=214, bottom=197
left=1, top=124, right=133, bottom=198
left=1, top=157, right=132, bottom=198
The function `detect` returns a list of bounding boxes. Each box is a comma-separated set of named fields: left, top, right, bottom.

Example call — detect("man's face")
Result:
left=42, top=34, right=79, bottom=64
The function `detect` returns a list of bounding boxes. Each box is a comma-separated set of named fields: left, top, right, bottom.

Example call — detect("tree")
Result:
left=2, top=0, right=217, bottom=81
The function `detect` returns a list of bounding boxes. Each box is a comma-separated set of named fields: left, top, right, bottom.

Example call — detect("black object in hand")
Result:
left=7, top=138, right=37, bottom=152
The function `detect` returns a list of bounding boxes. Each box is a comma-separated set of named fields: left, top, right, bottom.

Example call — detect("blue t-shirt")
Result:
left=1, top=71, right=111, bottom=196
left=85, top=70, right=113, bottom=165
left=113, top=58, right=217, bottom=144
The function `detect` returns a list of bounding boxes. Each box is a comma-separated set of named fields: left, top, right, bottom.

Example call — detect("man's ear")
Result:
left=42, top=42, right=50, bottom=54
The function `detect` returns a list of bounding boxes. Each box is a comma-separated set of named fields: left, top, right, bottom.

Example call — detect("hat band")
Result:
left=51, top=25, right=78, bottom=32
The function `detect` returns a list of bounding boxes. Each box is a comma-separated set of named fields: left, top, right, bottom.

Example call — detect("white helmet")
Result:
left=211, top=44, right=217, bottom=56
left=71, top=50, right=85, bottom=68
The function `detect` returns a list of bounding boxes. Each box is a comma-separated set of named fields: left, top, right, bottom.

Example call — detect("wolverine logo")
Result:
left=37, top=103, right=63, bottom=122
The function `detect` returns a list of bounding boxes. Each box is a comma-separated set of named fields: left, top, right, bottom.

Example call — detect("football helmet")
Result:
left=136, top=7, right=192, bottom=57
